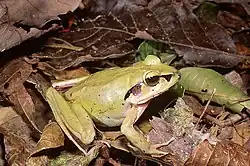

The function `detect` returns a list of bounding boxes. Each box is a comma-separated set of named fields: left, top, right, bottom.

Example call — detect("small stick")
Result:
left=45, top=37, right=83, bottom=51
left=195, top=88, right=216, bottom=129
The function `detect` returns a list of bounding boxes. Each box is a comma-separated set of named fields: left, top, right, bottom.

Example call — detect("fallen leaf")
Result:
left=185, top=140, right=250, bottom=166
left=213, top=0, right=250, bottom=17
left=48, top=145, right=100, bottom=166
left=31, top=122, right=65, bottom=156
left=233, top=29, right=250, bottom=57
left=0, top=133, right=7, bottom=166
left=179, top=67, right=250, bottom=113
left=0, top=107, right=36, bottom=165
left=217, top=10, right=247, bottom=30
left=53, top=67, right=90, bottom=80
left=35, top=0, right=248, bottom=71
left=182, top=95, right=223, bottom=117
left=0, top=0, right=82, bottom=52
left=7, top=79, right=44, bottom=133
left=224, top=70, right=247, bottom=93
left=0, top=57, right=33, bottom=91
left=148, top=117, right=194, bottom=164
left=232, top=122, right=250, bottom=146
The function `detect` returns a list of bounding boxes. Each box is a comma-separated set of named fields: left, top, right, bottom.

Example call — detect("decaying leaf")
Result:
left=213, top=0, right=250, bottom=17
left=0, top=107, right=36, bottom=165
left=48, top=145, right=100, bottom=166
left=160, top=98, right=194, bottom=137
left=30, top=122, right=65, bottom=156
left=232, top=122, right=250, bottom=146
left=185, top=140, right=250, bottom=166
left=0, top=58, right=52, bottom=134
left=26, top=122, right=65, bottom=165
left=0, top=133, right=7, bottom=166
left=179, top=67, right=250, bottom=113
left=0, top=0, right=83, bottom=52
left=0, top=57, right=33, bottom=91
left=148, top=117, right=193, bottom=165
left=35, top=0, right=249, bottom=71
left=224, top=70, right=247, bottom=94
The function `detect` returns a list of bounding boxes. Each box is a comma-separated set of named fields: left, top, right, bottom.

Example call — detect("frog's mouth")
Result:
left=123, top=82, right=157, bottom=121
left=124, top=82, right=162, bottom=105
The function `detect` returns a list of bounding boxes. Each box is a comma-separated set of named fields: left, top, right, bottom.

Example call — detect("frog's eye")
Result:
left=144, top=76, right=160, bottom=86
left=143, top=71, right=160, bottom=86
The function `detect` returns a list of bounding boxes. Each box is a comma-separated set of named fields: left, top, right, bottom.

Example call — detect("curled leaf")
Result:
left=179, top=67, right=250, bottom=113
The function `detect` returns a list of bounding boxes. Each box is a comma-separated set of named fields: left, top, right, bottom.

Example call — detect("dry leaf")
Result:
left=0, top=57, right=33, bottom=91
left=0, top=0, right=82, bottom=51
left=0, top=107, right=36, bottom=165
left=8, top=79, right=44, bottom=133
left=31, top=122, right=65, bottom=156
left=185, top=140, right=250, bottom=166
left=35, top=0, right=249, bottom=71
left=232, top=122, right=250, bottom=146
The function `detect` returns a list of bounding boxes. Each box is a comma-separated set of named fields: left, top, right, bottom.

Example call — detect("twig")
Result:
left=45, top=37, right=83, bottom=51
left=195, top=88, right=216, bottom=129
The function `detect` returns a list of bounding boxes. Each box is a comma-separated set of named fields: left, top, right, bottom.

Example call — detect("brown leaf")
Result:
left=233, top=29, right=250, bottom=57
left=26, top=155, right=48, bottom=166
left=0, top=58, right=49, bottom=133
left=0, top=133, right=6, bottom=166
left=232, top=122, right=250, bottom=146
left=148, top=117, right=191, bottom=165
left=0, top=57, right=33, bottom=91
left=185, top=140, right=250, bottom=166
left=36, top=0, right=248, bottom=70
left=30, top=122, right=64, bottom=156
left=213, top=0, right=250, bottom=17
left=224, top=70, right=247, bottom=93
left=0, top=0, right=82, bottom=51
left=8, top=81, right=44, bottom=133
left=0, top=107, right=36, bottom=165
left=217, top=11, right=247, bottom=30
left=26, top=73, right=52, bottom=99
left=53, top=67, right=90, bottom=80
left=182, top=95, right=223, bottom=117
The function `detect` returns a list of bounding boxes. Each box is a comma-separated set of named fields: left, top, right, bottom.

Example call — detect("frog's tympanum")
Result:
left=46, top=55, right=180, bottom=155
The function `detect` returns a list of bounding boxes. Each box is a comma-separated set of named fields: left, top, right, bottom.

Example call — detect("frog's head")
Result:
left=124, top=55, right=180, bottom=105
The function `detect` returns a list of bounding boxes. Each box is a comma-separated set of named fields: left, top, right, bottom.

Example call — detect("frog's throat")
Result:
left=124, top=100, right=151, bottom=122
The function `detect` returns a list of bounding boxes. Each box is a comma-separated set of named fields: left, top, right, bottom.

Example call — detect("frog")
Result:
left=45, top=55, right=180, bottom=155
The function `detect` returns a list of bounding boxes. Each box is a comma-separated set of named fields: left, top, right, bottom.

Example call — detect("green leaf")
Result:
left=136, top=40, right=176, bottom=64
left=179, top=67, right=250, bottom=113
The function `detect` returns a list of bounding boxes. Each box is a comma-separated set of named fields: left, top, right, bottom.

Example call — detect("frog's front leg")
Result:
left=46, top=87, right=96, bottom=154
left=120, top=106, right=168, bottom=155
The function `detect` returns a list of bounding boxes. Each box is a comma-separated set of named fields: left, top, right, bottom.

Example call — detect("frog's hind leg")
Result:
left=46, top=87, right=96, bottom=155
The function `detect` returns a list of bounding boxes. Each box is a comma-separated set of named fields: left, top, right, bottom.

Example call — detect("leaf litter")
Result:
left=1, top=0, right=250, bottom=165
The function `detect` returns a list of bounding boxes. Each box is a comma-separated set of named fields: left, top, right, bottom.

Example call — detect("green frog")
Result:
left=46, top=55, right=180, bottom=155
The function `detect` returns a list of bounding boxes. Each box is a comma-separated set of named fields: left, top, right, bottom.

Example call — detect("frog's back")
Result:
left=64, top=66, right=146, bottom=127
